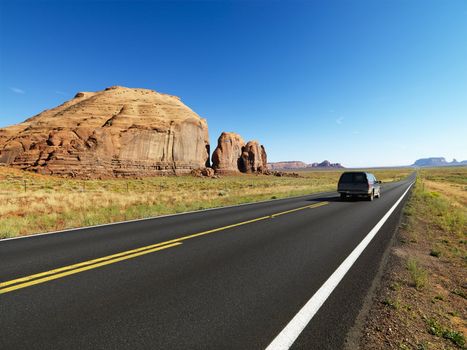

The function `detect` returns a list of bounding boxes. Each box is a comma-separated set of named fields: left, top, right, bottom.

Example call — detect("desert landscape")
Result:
left=0, top=84, right=464, bottom=349
left=1, top=1, right=465, bottom=349
left=0, top=84, right=411, bottom=239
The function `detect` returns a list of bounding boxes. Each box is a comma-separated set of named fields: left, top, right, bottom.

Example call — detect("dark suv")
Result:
left=337, top=171, right=381, bottom=201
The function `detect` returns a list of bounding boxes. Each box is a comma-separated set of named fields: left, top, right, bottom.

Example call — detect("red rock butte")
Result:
left=0, top=86, right=210, bottom=177
left=211, top=132, right=267, bottom=174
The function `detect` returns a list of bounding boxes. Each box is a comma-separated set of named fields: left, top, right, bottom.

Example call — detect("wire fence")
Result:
left=0, top=178, right=189, bottom=195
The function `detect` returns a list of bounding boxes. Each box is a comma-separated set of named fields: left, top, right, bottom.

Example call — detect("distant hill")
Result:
left=412, top=157, right=467, bottom=167
left=309, top=160, right=345, bottom=168
left=268, top=160, right=344, bottom=170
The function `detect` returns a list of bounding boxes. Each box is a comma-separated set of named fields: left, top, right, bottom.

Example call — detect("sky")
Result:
left=0, top=0, right=466, bottom=167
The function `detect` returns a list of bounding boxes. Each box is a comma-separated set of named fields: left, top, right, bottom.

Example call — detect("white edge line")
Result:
left=265, top=181, right=414, bottom=350
left=0, top=190, right=337, bottom=242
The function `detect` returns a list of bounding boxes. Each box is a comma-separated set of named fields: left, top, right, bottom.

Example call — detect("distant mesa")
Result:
left=268, top=160, right=344, bottom=170
left=412, top=157, right=467, bottom=167
left=212, top=132, right=267, bottom=174
left=0, top=86, right=211, bottom=177
left=268, top=161, right=308, bottom=170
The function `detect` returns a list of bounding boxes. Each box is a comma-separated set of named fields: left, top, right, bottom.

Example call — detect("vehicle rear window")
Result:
left=339, top=173, right=367, bottom=183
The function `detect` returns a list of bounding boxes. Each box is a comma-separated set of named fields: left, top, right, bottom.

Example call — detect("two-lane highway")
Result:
left=0, top=174, right=415, bottom=349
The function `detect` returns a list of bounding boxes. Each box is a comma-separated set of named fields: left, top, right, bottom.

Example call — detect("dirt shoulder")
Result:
left=358, top=169, right=466, bottom=350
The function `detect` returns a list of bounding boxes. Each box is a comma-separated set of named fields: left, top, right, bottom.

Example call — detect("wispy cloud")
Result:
left=336, top=117, right=344, bottom=125
left=10, top=87, right=25, bottom=94
left=55, top=90, right=67, bottom=96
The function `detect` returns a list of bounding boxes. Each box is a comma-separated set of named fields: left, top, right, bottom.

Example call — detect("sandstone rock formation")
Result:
left=212, top=132, right=267, bottom=174
left=0, top=86, right=210, bottom=177
left=239, top=141, right=267, bottom=173
left=211, top=132, right=245, bottom=174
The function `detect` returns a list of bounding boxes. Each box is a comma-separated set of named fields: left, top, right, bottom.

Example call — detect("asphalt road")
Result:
left=0, top=174, right=415, bottom=349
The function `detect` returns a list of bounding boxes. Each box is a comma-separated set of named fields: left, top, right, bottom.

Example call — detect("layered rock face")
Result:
left=0, top=86, right=210, bottom=177
left=212, top=132, right=267, bottom=174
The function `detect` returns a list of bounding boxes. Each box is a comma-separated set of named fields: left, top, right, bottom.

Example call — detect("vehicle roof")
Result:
left=339, top=171, right=376, bottom=178
left=340, top=171, right=372, bottom=174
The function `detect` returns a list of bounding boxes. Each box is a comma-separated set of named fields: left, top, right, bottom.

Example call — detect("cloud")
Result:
left=336, top=117, right=344, bottom=125
left=10, top=87, right=25, bottom=94
left=55, top=90, right=67, bottom=96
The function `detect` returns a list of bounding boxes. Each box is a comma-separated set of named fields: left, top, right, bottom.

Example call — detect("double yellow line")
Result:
left=0, top=201, right=329, bottom=294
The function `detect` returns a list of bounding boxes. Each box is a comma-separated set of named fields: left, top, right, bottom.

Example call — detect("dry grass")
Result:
left=423, top=180, right=467, bottom=208
left=360, top=166, right=467, bottom=350
left=0, top=166, right=412, bottom=239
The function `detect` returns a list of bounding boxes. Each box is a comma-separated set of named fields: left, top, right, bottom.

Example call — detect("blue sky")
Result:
left=1, top=0, right=466, bottom=167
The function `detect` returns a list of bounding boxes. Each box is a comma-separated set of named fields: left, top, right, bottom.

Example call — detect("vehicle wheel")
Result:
left=368, top=191, right=374, bottom=201
left=340, top=193, right=346, bottom=201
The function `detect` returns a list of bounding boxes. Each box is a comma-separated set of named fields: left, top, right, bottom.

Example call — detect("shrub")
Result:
left=407, top=258, right=428, bottom=290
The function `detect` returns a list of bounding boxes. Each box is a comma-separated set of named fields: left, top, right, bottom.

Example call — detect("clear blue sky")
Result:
left=1, top=0, right=466, bottom=167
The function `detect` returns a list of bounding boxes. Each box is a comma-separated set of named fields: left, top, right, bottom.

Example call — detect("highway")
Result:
left=0, top=174, right=415, bottom=349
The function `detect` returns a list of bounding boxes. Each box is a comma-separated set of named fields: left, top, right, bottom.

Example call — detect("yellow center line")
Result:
left=0, top=241, right=181, bottom=289
left=0, top=215, right=273, bottom=291
left=0, top=243, right=182, bottom=294
left=0, top=200, right=329, bottom=294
